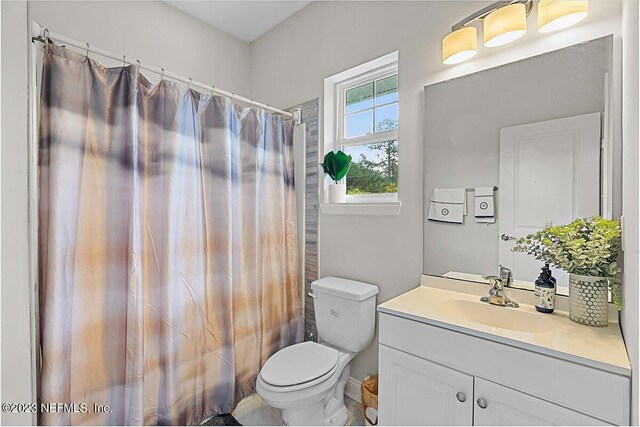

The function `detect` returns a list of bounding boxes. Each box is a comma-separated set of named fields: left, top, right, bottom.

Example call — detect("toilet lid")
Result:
left=261, top=341, right=340, bottom=387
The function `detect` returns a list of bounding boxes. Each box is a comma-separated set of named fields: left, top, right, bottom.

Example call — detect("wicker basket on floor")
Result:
left=361, top=374, right=378, bottom=425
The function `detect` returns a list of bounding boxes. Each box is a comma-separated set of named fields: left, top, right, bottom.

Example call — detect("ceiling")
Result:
left=166, top=1, right=312, bottom=42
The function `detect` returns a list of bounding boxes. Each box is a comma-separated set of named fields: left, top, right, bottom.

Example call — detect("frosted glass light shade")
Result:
left=538, top=0, right=588, bottom=33
left=484, top=3, right=527, bottom=47
left=442, top=27, right=478, bottom=65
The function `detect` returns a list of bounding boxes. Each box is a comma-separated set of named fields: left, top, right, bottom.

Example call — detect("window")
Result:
left=337, top=68, right=398, bottom=199
left=322, top=52, right=400, bottom=214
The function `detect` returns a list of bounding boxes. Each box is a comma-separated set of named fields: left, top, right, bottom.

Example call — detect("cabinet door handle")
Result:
left=456, top=392, right=466, bottom=402
left=476, top=398, right=488, bottom=409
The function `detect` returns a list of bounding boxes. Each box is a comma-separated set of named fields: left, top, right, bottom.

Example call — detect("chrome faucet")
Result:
left=499, top=265, right=513, bottom=288
left=480, top=275, right=519, bottom=308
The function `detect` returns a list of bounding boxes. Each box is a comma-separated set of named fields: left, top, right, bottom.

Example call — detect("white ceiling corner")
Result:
left=165, top=1, right=312, bottom=42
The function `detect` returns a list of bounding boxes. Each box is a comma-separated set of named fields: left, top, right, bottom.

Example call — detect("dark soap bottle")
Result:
left=535, top=267, right=556, bottom=313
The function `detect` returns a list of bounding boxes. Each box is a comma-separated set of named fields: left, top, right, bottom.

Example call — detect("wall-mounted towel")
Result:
left=475, top=187, right=495, bottom=223
left=428, top=188, right=466, bottom=224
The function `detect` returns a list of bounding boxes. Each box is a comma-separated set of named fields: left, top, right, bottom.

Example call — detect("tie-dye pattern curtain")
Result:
left=38, top=44, right=302, bottom=426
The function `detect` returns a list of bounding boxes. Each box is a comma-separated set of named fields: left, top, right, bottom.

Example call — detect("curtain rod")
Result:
left=30, top=22, right=294, bottom=119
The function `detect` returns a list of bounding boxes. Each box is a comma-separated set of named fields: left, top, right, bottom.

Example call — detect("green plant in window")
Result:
left=321, top=150, right=352, bottom=184
left=512, top=217, right=623, bottom=310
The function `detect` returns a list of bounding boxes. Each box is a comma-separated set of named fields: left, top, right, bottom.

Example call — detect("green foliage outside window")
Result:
left=346, top=119, right=398, bottom=195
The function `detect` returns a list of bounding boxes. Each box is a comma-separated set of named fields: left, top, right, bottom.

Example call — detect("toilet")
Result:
left=256, top=276, right=379, bottom=426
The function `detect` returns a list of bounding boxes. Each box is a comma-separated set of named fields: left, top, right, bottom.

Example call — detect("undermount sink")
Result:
left=439, top=299, right=553, bottom=334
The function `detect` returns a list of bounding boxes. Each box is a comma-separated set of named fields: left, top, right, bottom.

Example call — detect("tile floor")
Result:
left=232, top=393, right=366, bottom=426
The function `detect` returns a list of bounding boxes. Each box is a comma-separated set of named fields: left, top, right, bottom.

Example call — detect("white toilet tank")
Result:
left=311, top=277, right=379, bottom=353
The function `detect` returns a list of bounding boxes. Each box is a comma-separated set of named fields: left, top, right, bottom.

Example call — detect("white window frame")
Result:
left=322, top=51, right=401, bottom=214
left=336, top=65, right=399, bottom=148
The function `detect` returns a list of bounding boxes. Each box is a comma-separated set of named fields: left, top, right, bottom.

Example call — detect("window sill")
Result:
left=320, top=201, right=402, bottom=216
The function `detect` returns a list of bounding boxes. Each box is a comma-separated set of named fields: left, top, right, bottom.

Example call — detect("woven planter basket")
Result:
left=361, top=374, right=378, bottom=425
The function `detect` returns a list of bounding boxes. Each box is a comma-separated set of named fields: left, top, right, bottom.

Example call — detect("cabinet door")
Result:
left=473, top=378, right=610, bottom=426
left=379, top=345, right=473, bottom=426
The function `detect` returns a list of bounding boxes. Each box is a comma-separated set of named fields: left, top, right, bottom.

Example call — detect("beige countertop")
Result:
left=378, top=276, right=631, bottom=376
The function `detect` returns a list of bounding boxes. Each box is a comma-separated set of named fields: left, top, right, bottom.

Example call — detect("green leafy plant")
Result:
left=512, top=217, right=623, bottom=310
left=321, top=150, right=352, bottom=184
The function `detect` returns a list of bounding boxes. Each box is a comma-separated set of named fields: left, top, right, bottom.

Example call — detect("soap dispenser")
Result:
left=544, top=263, right=557, bottom=286
left=535, top=266, right=556, bottom=313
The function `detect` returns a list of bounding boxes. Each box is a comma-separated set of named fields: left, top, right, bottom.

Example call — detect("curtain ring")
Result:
left=85, top=42, right=90, bottom=60
left=136, top=59, right=141, bottom=69
left=188, top=77, right=193, bottom=90
left=210, top=85, right=216, bottom=97
left=160, top=68, right=165, bottom=81
left=43, top=28, right=50, bottom=45
left=122, top=55, right=126, bottom=67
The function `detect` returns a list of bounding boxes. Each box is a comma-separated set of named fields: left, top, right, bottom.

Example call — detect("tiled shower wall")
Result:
left=289, top=99, right=319, bottom=341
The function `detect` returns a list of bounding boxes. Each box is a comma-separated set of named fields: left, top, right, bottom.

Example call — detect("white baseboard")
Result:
left=344, top=376, right=362, bottom=403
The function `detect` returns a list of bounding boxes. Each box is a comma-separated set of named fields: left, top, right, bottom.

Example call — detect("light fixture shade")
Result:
left=484, top=3, right=527, bottom=47
left=442, top=27, right=478, bottom=65
left=538, top=0, right=588, bottom=33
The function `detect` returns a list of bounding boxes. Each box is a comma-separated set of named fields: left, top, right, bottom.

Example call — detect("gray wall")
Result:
left=30, top=1, right=251, bottom=93
left=423, top=37, right=617, bottom=278
left=249, top=1, right=623, bottom=382
left=621, top=1, right=639, bottom=423
left=2, top=3, right=32, bottom=425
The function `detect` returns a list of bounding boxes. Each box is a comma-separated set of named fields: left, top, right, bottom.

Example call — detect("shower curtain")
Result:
left=38, top=44, right=303, bottom=426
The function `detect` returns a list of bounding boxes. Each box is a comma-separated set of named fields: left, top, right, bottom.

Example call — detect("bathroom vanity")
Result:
left=377, top=276, right=631, bottom=426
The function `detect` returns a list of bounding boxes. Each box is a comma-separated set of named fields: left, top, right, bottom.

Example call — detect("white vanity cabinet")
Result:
left=378, top=309, right=631, bottom=426
left=379, top=344, right=607, bottom=426
left=379, top=345, right=474, bottom=425
left=472, top=377, right=606, bottom=426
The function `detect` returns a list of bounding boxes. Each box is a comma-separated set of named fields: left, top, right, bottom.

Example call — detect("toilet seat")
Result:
left=261, top=341, right=340, bottom=388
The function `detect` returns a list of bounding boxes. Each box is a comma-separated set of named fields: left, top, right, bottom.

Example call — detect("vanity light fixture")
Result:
left=442, top=27, right=478, bottom=65
left=538, top=0, right=589, bottom=33
left=441, top=1, right=533, bottom=65
left=441, top=0, right=588, bottom=65
left=483, top=3, right=527, bottom=47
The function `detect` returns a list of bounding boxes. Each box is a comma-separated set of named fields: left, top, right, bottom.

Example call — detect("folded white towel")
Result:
left=428, top=188, right=466, bottom=224
left=475, top=187, right=495, bottom=223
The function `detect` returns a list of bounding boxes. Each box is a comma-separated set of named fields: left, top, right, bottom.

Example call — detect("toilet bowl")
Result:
left=256, top=277, right=379, bottom=426
left=256, top=342, right=355, bottom=425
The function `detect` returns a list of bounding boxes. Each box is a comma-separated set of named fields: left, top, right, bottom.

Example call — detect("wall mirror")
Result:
left=423, top=36, right=617, bottom=296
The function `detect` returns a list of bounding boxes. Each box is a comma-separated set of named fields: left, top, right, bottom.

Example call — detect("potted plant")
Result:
left=321, top=150, right=352, bottom=203
left=512, top=216, right=622, bottom=327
